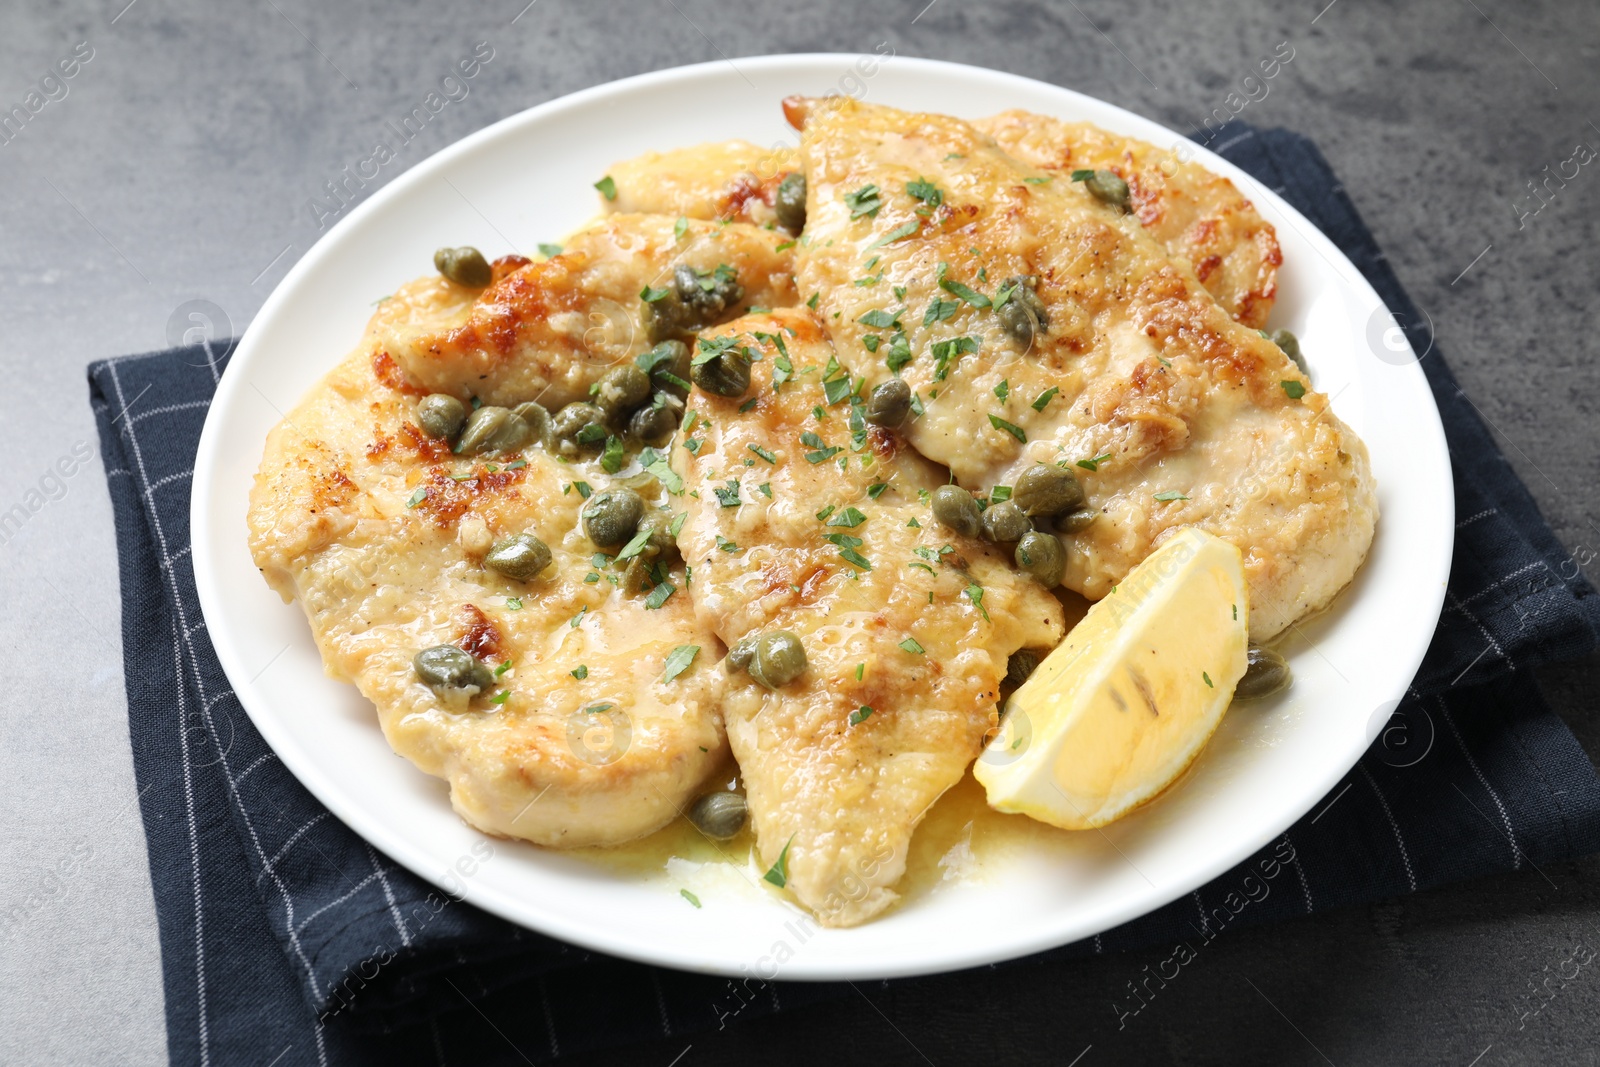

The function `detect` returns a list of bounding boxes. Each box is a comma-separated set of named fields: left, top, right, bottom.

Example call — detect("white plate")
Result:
left=192, top=54, right=1451, bottom=980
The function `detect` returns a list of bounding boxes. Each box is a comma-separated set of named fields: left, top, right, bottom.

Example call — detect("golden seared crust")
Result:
left=673, top=309, right=1065, bottom=926
left=603, top=140, right=800, bottom=227
left=788, top=96, right=1375, bottom=639
left=975, top=110, right=1281, bottom=328
left=248, top=325, right=726, bottom=848
left=370, top=213, right=797, bottom=410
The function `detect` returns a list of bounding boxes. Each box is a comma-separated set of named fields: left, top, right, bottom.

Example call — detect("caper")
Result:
left=675, top=262, right=743, bottom=322
left=1235, top=644, right=1292, bottom=700
left=931, top=484, right=981, bottom=538
left=582, top=488, right=644, bottom=547
left=775, top=172, right=807, bottom=233
left=639, top=339, right=692, bottom=396
left=457, top=406, right=534, bottom=455
left=996, top=275, right=1050, bottom=349
left=981, top=500, right=1031, bottom=543
left=1013, top=464, right=1085, bottom=518
left=644, top=291, right=686, bottom=343
left=1015, top=530, right=1066, bottom=586
left=551, top=401, right=607, bottom=455
left=691, top=346, right=752, bottom=398
left=595, top=363, right=652, bottom=421
left=629, top=396, right=680, bottom=445
left=749, top=630, right=807, bottom=690
left=864, top=378, right=911, bottom=427
left=416, top=393, right=467, bottom=440
left=1056, top=507, right=1097, bottom=533
left=1272, top=329, right=1309, bottom=377
left=413, top=644, right=494, bottom=694
left=483, top=533, right=552, bottom=581
left=726, top=634, right=758, bottom=673
left=433, top=246, right=493, bottom=288
left=689, top=791, right=749, bottom=840
left=1006, top=648, right=1045, bottom=688
left=1081, top=169, right=1131, bottom=212
left=511, top=401, right=554, bottom=448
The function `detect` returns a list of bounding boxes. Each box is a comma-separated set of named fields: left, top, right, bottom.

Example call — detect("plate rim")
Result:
left=191, top=52, right=1454, bottom=980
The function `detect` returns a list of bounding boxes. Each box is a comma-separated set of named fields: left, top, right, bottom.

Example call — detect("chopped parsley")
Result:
left=570, top=665, right=588, bottom=680
left=505, top=596, right=523, bottom=610
left=988, top=414, right=1027, bottom=443
left=906, top=176, right=944, bottom=209
left=495, top=660, right=514, bottom=677
left=600, top=435, right=625, bottom=474
left=490, top=690, right=511, bottom=706
left=639, top=284, right=670, bottom=303
left=758, top=482, right=772, bottom=498
left=850, top=706, right=874, bottom=726
left=1203, top=671, right=1214, bottom=689
left=994, top=379, right=1009, bottom=402
left=774, top=239, right=796, bottom=252
left=807, top=292, right=820, bottom=309
left=990, top=485, right=1013, bottom=502
left=1077, top=453, right=1113, bottom=472
left=858, top=308, right=900, bottom=329
left=965, top=582, right=990, bottom=621
left=1281, top=380, right=1307, bottom=400
left=615, top=527, right=654, bottom=563
left=801, top=431, right=842, bottom=464
left=1023, top=175, right=1053, bottom=185
left=644, top=582, right=676, bottom=609
left=939, top=277, right=991, bottom=308
left=537, top=242, right=563, bottom=257
left=569, top=605, right=588, bottom=628
left=1154, top=490, right=1189, bottom=502
left=815, top=504, right=837, bottom=521
left=748, top=443, right=777, bottom=465
left=405, top=487, right=427, bottom=508
left=593, top=175, right=617, bottom=200
left=923, top=297, right=960, bottom=327
left=764, top=834, right=796, bottom=887
left=674, top=216, right=688, bottom=242
left=680, top=888, right=702, bottom=908
left=827, top=506, right=867, bottom=528
left=867, top=482, right=889, bottom=499
left=866, top=219, right=919, bottom=250
left=1070, top=169, right=1096, bottom=182
left=838, top=546, right=872, bottom=570
left=1032, top=386, right=1060, bottom=412
left=716, top=535, right=739, bottom=552
left=662, top=644, right=700, bottom=683
left=713, top=480, right=743, bottom=508
left=645, top=457, right=684, bottom=495
left=899, top=637, right=925, bottom=655
left=844, top=183, right=882, bottom=218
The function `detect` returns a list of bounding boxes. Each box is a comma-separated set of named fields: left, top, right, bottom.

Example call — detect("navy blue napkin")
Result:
left=89, top=122, right=1600, bottom=1066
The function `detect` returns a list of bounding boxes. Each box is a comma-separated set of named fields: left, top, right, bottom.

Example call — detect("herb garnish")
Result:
left=988, top=414, right=1027, bottom=442
left=662, top=644, right=700, bottom=682
left=764, top=835, right=796, bottom=887
left=849, top=706, right=874, bottom=725
left=594, top=176, right=617, bottom=200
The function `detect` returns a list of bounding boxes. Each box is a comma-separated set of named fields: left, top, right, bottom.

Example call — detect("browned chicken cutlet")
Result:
left=785, top=96, right=1375, bottom=639
left=673, top=308, right=1065, bottom=925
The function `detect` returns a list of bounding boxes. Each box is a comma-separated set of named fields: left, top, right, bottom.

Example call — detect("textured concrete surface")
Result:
left=1, top=1, right=1596, bottom=1064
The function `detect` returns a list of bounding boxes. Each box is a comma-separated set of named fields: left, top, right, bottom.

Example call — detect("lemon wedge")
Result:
left=974, top=528, right=1249, bottom=830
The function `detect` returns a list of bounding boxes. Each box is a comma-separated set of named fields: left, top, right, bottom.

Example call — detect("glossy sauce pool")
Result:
left=570, top=772, right=1082, bottom=913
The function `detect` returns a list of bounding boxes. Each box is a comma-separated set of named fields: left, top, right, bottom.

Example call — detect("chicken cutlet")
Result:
left=785, top=96, right=1375, bottom=639
left=371, top=213, right=797, bottom=410
left=672, top=307, right=1065, bottom=925
left=249, top=307, right=725, bottom=848
left=601, top=112, right=1278, bottom=327
left=974, top=110, right=1280, bottom=327
left=603, top=140, right=799, bottom=228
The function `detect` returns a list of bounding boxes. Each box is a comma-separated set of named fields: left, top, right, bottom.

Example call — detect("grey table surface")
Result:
left=2, top=1, right=1597, bottom=1064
